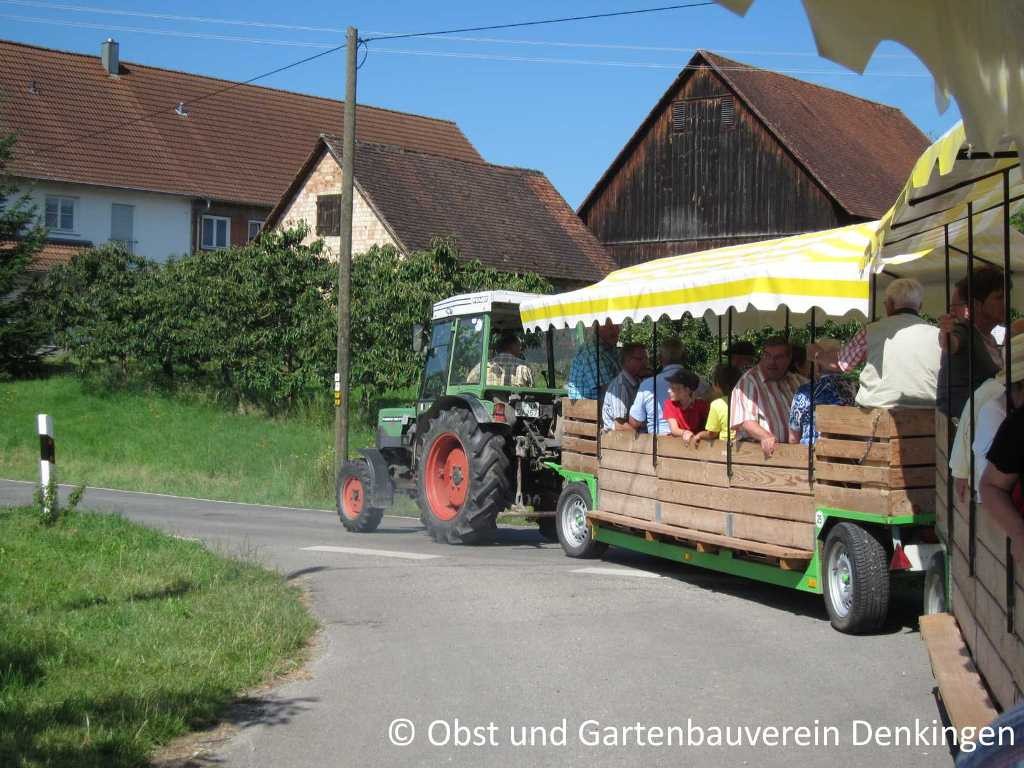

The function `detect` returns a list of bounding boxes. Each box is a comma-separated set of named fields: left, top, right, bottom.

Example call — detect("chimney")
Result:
left=101, top=38, right=119, bottom=76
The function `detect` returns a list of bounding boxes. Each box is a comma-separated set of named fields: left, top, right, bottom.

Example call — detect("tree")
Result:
left=0, top=132, right=49, bottom=377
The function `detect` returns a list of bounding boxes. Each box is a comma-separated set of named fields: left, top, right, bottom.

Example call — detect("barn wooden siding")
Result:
left=580, top=66, right=857, bottom=268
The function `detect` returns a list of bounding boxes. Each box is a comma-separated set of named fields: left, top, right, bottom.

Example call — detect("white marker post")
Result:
left=37, top=413, right=56, bottom=516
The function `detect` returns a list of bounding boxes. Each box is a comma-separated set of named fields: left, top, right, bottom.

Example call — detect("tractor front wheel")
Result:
left=416, top=408, right=512, bottom=544
left=337, top=460, right=385, bottom=533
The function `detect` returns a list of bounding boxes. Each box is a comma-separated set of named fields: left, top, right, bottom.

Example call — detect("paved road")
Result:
left=1, top=480, right=951, bottom=767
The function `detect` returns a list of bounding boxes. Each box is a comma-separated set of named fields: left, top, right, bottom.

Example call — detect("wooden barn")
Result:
left=578, top=50, right=930, bottom=267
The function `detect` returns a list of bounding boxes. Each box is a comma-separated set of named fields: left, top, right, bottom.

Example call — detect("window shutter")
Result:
left=671, top=101, right=688, bottom=132
left=316, top=195, right=342, bottom=236
left=721, top=95, right=736, bottom=128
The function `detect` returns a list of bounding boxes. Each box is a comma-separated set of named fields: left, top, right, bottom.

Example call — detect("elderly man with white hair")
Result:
left=810, top=278, right=941, bottom=409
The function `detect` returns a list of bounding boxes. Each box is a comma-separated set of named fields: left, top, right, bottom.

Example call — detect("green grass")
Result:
left=0, top=375, right=415, bottom=510
left=0, top=505, right=317, bottom=767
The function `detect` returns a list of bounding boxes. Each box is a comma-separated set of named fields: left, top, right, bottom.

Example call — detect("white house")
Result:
left=0, top=37, right=481, bottom=268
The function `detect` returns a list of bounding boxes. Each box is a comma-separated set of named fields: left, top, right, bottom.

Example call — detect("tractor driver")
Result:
left=467, top=333, right=535, bottom=387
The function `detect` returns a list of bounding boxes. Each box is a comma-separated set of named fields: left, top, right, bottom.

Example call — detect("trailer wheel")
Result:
left=823, top=522, right=890, bottom=634
left=337, top=460, right=384, bottom=533
left=922, top=552, right=947, bottom=615
left=557, top=482, right=607, bottom=558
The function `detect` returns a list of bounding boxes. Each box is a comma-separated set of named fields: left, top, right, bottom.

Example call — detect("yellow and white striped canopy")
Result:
left=520, top=221, right=885, bottom=332
left=868, top=122, right=1024, bottom=269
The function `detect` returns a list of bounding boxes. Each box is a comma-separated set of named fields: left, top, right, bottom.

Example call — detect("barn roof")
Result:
left=579, top=50, right=929, bottom=220
left=266, top=137, right=616, bottom=283
left=0, top=38, right=481, bottom=207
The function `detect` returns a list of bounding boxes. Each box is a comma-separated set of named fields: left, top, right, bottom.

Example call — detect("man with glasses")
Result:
left=602, top=343, right=649, bottom=431
left=730, top=336, right=805, bottom=458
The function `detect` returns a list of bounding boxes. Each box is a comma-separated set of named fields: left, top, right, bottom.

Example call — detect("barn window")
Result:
left=671, top=101, right=688, bottom=132
left=316, top=194, right=341, bottom=236
left=721, top=95, right=736, bottom=128
left=670, top=96, right=737, bottom=133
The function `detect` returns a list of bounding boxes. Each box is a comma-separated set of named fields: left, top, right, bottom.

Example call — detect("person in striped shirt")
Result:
left=729, top=336, right=806, bottom=458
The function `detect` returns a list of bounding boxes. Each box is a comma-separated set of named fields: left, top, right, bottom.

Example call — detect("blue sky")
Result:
left=3, top=0, right=961, bottom=207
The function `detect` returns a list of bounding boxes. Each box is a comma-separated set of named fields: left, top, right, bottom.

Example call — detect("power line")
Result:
left=0, top=0, right=916, bottom=59
left=368, top=47, right=931, bottom=77
left=0, top=13, right=338, bottom=47
left=360, top=3, right=718, bottom=42
left=26, top=42, right=346, bottom=157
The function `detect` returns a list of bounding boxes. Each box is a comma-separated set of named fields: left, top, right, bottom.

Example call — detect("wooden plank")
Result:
left=973, top=577, right=1024, bottom=697
left=816, top=405, right=935, bottom=438
left=562, top=435, right=597, bottom=456
left=600, top=490, right=656, bottom=521
left=936, top=412, right=950, bottom=452
left=598, top=469, right=658, bottom=499
left=598, top=448, right=657, bottom=476
left=564, top=419, right=598, bottom=438
left=601, top=430, right=654, bottom=454
left=656, top=457, right=812, bottom=496
left=813, top=484, right=934, bottom=516
left=588, top=509, right=813, bottom=560
left=813, top=461, right=936, bottom=489
left=658, top=479, right=814, bottom=522
left=657, top=438, right=809, bottom=469
left=660, top=502, right=727, bottom=535
left=731, top=514, right=815, bottom=550
left=562, top=452, right=598, bottom=476
left=973, top=615, right=1022, bottom=712
left=951, top=539, right=976, bottom=615
left=814, top=436, right=935, bottom=466
left=562, top=398, right=597, bottom=421
left=918, top=614, right=1000, bottom=732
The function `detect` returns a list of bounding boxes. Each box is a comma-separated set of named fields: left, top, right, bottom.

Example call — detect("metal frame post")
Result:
left=967, top=201, right=977, bottom=576
left=594, top=320, right=602, bottom=460
left=808, top=308, right=816, bottom=485
left=944, top=224, right=955, bottom=546
left=726, top=308, right=734, bottom=478
left=1003, top=169, right=1015, bottom=633
left=651, top=319, right=659, bottom=467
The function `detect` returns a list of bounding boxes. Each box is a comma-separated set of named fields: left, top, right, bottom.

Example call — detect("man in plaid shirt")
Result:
left=566, top=322, right=621, bottom=400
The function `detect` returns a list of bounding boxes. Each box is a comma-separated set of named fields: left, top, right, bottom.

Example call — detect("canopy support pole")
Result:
left=726, top=308, right=734, bottom=479
left=944, top=224, right=955, bottom=548
left=870, top=272, right=878, bottom=322
left=1003, top=168, right=1015, bottom=633
left=784, top=307, right=791, bottom=339
left=652, top=319, right=658, bottom=468
left=717, top=316, right=723, bottom=364
left=808, top=307, right=816, bottom=486
left=594, top=321, right=602, bottom=461
left=967, top=201, right=977, bottom=577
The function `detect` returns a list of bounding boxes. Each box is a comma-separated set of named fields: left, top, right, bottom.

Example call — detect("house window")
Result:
left=110, top=203, right=135, bottom=253
left=247, top=220, right=264, bottom=242
left=316, top=195, right=341, bottom=236
left=45, top=196, right=76, bottom=232
left=201, top=215, right=230, bottom=250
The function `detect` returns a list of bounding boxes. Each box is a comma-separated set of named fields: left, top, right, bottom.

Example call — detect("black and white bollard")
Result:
left=37, top=413, right=55, bottom=516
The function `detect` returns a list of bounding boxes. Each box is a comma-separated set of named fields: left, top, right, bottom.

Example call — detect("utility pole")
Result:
left=335, top=25, right=357, bottom=478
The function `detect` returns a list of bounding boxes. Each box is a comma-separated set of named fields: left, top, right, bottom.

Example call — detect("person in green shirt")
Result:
left=693, top=363, right=742, bottom=445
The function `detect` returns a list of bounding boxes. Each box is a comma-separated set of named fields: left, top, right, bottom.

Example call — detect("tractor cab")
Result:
left=418, top=290, right=577, bottom=418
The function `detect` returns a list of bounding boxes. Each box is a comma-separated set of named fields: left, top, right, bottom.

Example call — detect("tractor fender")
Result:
left=420, top=394, right=493, bottom=428
left=357, top=448, right=395, bottom=509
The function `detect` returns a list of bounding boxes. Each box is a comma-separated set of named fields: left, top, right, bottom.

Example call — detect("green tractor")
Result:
left=336, top=291, right=580, bottom=544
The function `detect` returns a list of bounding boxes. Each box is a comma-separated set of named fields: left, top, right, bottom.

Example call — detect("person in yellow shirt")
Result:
left=693, top=363, right=742, bottom=445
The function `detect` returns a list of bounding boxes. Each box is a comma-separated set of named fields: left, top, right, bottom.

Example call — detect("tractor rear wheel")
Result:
left=337, top=460, right=384, bottom=533
left=416, top=408, right=512, bottom=544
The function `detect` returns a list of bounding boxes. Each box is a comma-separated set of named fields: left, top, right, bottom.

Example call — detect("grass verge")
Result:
left=0, top=505, right=317, bottom=768
left=0, top=375, right=416, bottom=511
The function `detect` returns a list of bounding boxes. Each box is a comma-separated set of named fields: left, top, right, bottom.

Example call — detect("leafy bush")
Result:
left=41, top=231, right=551, bottom=414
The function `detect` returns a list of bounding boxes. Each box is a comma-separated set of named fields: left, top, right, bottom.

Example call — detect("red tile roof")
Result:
left=3, top=238, right=93, bottom=271
left=0, top=39, right=481, bottom=207
left=580, top=50, right=929, bottom=220
left=701, top=52, right=929, bottom=219
left=268, top=138, right=616, bottom=283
